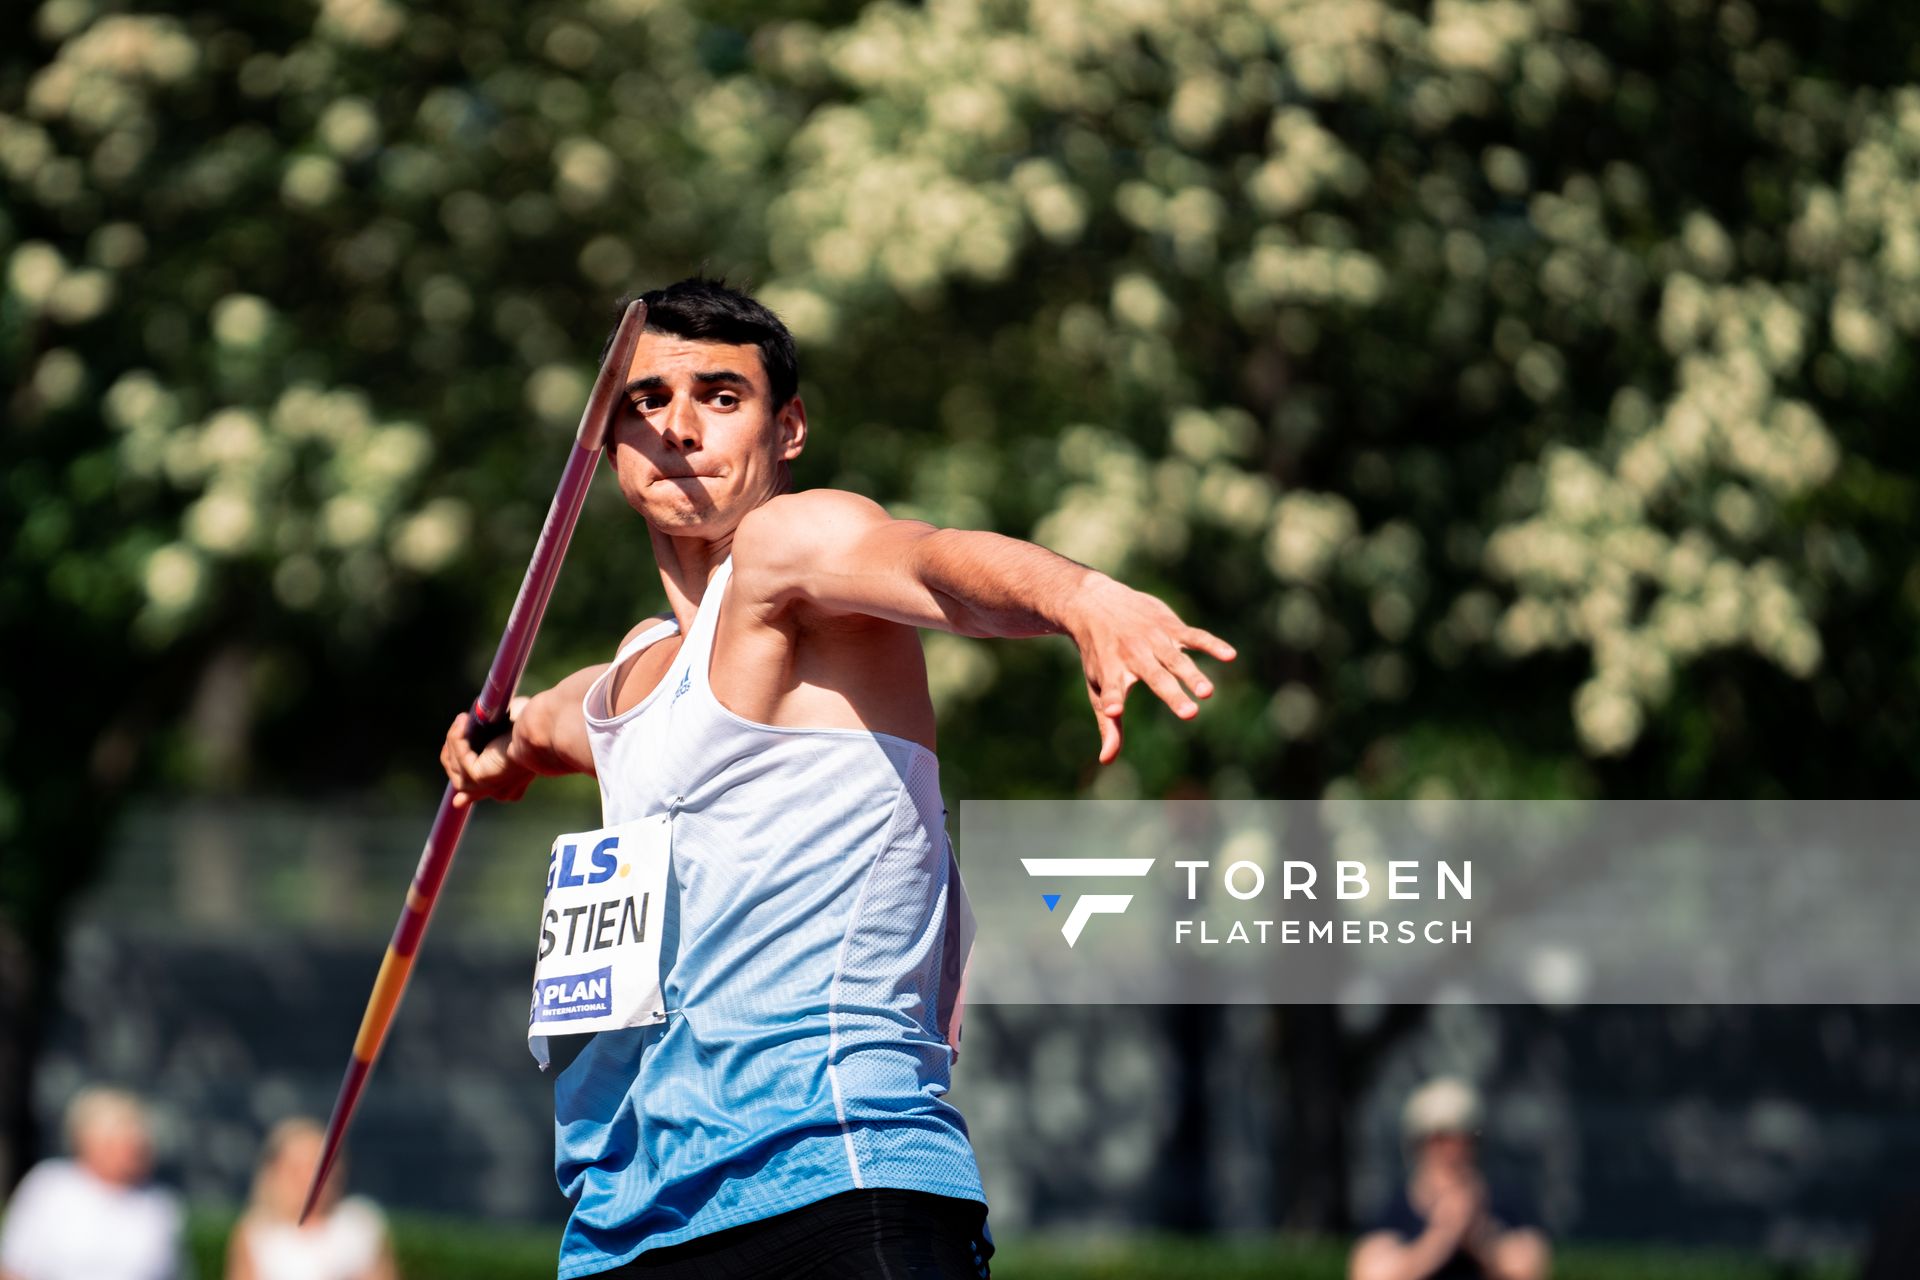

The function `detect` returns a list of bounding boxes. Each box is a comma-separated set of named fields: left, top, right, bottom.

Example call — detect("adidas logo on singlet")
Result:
left=672, top=670, right=691, bottom=703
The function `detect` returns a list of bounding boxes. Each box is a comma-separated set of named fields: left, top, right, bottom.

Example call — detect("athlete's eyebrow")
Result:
left=621, top=371, right=752, bottom=395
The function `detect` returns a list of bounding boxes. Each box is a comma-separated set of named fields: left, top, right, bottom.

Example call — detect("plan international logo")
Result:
left=533, top=965, right=614, bottom=1021
left=1021, top=857, right=1156, bottom=946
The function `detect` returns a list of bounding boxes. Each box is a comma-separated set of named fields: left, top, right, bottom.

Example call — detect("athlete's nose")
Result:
left=659, top=394, right=702, bottom=452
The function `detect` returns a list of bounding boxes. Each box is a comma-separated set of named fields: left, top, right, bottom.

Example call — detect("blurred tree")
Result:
left=4, top=0, right=1919, bottom=1225
left=0, top=0, right=818, bottom=1189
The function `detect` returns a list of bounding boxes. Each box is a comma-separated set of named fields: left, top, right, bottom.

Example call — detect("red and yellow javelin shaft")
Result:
left=301, top=300, right=648, bottom=1222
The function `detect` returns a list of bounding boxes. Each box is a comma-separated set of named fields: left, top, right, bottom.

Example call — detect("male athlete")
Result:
left=441, top=278, right=1234, bottom=1278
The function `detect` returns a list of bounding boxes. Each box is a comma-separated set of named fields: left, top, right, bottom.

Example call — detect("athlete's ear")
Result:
left=775, top=394, right=807, bottom=462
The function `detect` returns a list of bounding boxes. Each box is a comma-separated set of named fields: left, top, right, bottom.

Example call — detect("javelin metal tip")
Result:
left=577, top=299, right=649, bottom=452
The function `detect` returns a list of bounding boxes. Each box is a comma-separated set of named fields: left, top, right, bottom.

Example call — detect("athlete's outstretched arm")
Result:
left=733, top=489, right=1236, bottom=763
left=441, top=661, right=604, bottom=808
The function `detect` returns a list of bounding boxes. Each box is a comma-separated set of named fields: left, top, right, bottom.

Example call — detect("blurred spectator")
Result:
left=1349, top=1077, right=1550, bottom=1280
left=0, top=1086, right=185, bottom=1280
left=226, top=1119, right=396, bottom=1280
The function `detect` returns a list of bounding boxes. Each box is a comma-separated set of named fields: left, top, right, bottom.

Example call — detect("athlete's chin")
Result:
left=636, top=486, right=751, bottom=534
left=638, top=503, right=715, bottom=531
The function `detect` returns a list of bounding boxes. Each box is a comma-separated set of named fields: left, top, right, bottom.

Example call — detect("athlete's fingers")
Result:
left=448, top=713, right=476, bottom=761
left=1147, top=631, right=1213, bottom=699
left=1182, top=626, right=1237, bottom=662
left=1083, top=662, right=1126, bottom=763
left=1089, top=689, right=1123, bottom=764
left=1161, top=645, right=1214, bottom=700
left=1083, top=652, right=1122, bottom=718
left=452, top=750, right=508, bottom=808
left=443, top=712, right=467, bottom=764
left=445, top=711, right=518, bottom=806
left=443, top=714, right=475, bottom=784
left=446, top=715, right=475, bottom=809
left=453, top=723, right=489, bottom=782
left=1131, top=653, right=1198, bottom=720
left=474, top=734, right=516, bottom=783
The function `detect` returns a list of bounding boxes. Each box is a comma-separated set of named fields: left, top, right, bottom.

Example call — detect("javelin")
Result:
left=300, top=300, right=648, bottom=1222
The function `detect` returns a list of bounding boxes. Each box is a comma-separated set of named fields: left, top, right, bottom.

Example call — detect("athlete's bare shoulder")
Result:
left=733, top=489, right=890, bottom=560
left=730, top=489, right=899, bottom=611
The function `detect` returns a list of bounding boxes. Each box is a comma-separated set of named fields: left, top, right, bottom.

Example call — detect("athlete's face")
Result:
left=610, top=330, right=806, bottom=535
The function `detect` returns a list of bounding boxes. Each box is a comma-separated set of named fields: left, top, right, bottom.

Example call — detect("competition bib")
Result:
left=528, top=813, right=673, bottom=1064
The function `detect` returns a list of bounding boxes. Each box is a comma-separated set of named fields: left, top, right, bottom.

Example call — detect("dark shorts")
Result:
left=596, top=1188, right=993, bottom=1279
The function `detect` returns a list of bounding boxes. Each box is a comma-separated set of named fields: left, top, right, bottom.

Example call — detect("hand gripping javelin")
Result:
left=301, top=300, right=648, bottom=1222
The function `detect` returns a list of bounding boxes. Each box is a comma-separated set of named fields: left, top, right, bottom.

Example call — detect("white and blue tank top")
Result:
left=552, top=555, right=984, bottom=1276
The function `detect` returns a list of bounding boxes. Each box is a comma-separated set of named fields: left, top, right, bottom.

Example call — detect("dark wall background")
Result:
left=39, top=882, right=1920, bottom=1260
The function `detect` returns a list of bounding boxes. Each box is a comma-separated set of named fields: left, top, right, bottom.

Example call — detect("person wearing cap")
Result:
left=1349, top=1077, right=1550, bottom=1280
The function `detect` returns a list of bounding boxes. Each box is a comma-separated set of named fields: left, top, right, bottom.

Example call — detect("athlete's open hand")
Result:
left=1064, top=577, right=1236, bottom=764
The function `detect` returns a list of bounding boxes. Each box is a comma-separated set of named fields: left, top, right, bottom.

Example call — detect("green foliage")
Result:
left=8, top=0, right=1919, bottom=834
left=183, top=1211, right=1849, bottom=1280
left=730, top=0, right=1920, bottom=793
left=186, top=1210, right=558, bottom=1280
left=996, top=1236, right=1850, bottom=1280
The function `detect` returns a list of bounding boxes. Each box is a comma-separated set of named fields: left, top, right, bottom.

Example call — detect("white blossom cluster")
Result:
left=3, top=0, right=736, bottom=640
left=737, top=0, right=1878, bottom=758
left=1484, top=263, right=1835, bottom=754
left=1793, top=86, right=1920, bottom=360
left=101, top=370, right=467, bottom=628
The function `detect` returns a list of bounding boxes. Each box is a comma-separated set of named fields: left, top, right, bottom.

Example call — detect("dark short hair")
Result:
left=602, top=276, right=799, bottom=410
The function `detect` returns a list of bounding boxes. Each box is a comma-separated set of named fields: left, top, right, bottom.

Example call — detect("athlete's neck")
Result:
left=649, top=470, right=792, bottom=628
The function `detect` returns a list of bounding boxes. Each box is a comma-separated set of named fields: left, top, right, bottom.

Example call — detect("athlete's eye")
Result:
left=711, top=392, right=740, bottom=409
left=632, top=395, right=666, bottom=413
